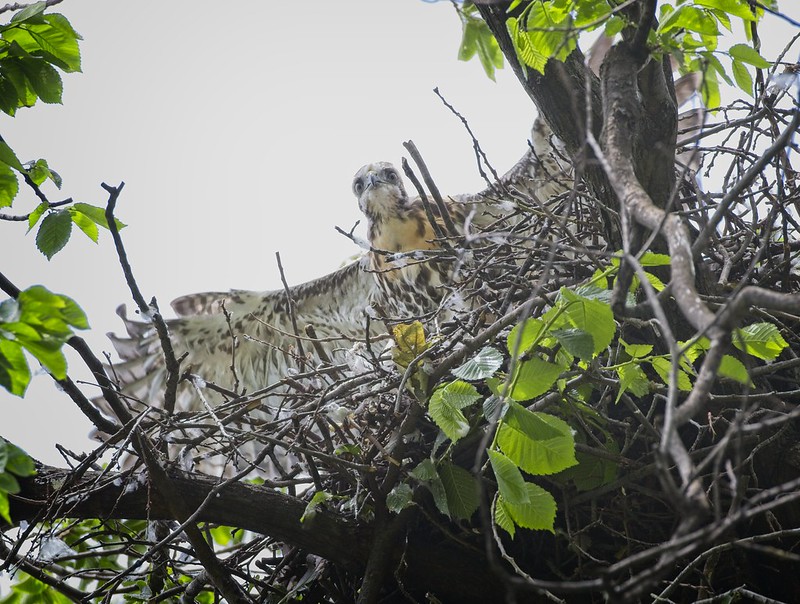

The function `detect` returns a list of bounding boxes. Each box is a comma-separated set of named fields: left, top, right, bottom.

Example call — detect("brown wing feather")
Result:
left=94, top=258, right=380, bottom=422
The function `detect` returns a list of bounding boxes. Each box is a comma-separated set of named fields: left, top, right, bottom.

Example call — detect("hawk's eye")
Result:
left=385, top=170, right=398, bottom=183
left=354, top=180, right=364, bottom=195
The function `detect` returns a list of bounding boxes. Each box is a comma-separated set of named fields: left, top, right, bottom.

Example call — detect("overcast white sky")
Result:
left=0, top=1, right=797, bottom=466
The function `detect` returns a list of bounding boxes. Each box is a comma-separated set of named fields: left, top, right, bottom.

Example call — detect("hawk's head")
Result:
left=352, top=162, right=409, bottom=223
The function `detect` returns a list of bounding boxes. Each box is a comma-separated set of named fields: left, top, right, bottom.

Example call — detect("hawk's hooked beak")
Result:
left=365, top=171, right=381, bottom=190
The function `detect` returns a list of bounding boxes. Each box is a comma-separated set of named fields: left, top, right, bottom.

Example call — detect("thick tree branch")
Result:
left=475, top=2, right=614, bottom=218
left=600, top=44, right=716, bottom=335
left=9, top=464, right=505, bottom=603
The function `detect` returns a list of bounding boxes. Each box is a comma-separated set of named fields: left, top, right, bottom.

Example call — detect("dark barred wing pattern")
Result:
left=96, top=258, right=380, bottom=424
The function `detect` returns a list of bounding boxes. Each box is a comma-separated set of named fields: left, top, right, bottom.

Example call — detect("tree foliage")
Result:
left=2, top=1, right=800, bottom=602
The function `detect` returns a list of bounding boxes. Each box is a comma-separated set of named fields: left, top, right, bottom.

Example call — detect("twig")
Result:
left=102, top=182, right=181, bottom=415
left=401, top=157, right=448, bottom=241
left=275, top=251, right=306, bottom=361
left=434, top=87, right=501, bottom=189
left=402, top=140, right=460, bottom=237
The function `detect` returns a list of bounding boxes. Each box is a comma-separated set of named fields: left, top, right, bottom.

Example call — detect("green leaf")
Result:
left=300, top=491, right=333, bottom=523
left=507, top=317, right=545, bottom=358
left=459, top=13, right=503, bottom=80
left=3, top=14, right=83, bottom=73
left=493, top=495, right=516, bottom=538
left=0, top=491, right=9, bottom=524
left=604, top=15, right=625, bottom=36
left=35, top=209, right=72, bottom=258
left=488, top=449, right=529, bottom=505
left=729, top=43, right=770, bottom=68
left=731, top=59, right=753, bottom=96
left=633, top=269, right=666, bottom=293
left=559, top=288, right=615, bottom=355
left=509, top=2, right=577, bottom=74
left=0, top=338, right=31, bottom=396
left=622, top=340, right=653, bottom=359
left=452, top=346, right=503, bottom=380
left=482, top=393, right=503, bottom=421
left=497, top=405, right=577, bottom=475
left=733, top=322, right=787, bottom=360
left=209, top=525, right=233, bottom=546
left=0, top=160, right=18, bottom=208
left=409, top=458, right=437, bottom=481
left=649, top=357, right=692, bottom=391
left=657, top=4, right=685, bottom=34
left=508, top=357, right=563, bottom=401
left=551, top=327, right=594, bottom=360
left=718, top=354, right=751, bottom=385
left=499, top=483, right=557, bottom=533
left=694, top=0, right=756, bottom=21
left=71, top=202, right=125, bottom=230
left=639, top=252, right=672, bottom=266
left=19, top=57, right=62, bottom=103
left=27, top=201, right=48, bottom=231
left=681, top=337, right=710, bottom=364
left=705, top=51, right=733, bottom=86
left=707, top=8, right=732, bottom=31
left=428, top=380, right=479, bottom=443
left=699, top=65, right=721, bottom=109
left=0, top=73, right=21, bottom=115
left=69, top=208, right=98, bottom=242
left=386, top=483, right=413, bottom=514
left=0, top=470, right=20, bottom=494
left=574, top=0, right=610, bottom=27
left=559, top=439, right=619, bottom=491
left=503, top=402, right=564, bottom=440
left=674, top=6, right=720, bottom=36
left=17, top=285, right=88, bottom=330
left=458, top=15, right=478, bottom=61
left=438, top=462, right=478, bottom=520
left=1, top=56, right=38, bottom=110
left=56, top=294, right=88, bottom=330
left=428, top=472, right=449, bottom=517
left=16, top=335, right=67, bottom=379
left=9, top=1, right=47, bottom=24
left=0, top=140, right=25, bottom=172
left=6, top=443, right=36, bottom=477
left=334, top=443, right=362, bottom=457
left=615, top=362, right=649, bottom=402
left=27, top=158, right=59, bottom=187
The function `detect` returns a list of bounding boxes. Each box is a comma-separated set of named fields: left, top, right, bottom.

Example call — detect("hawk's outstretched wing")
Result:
left=97, top=258, right=380, bottom=422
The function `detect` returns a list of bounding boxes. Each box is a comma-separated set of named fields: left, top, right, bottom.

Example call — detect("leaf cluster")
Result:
left=0, top=285, right=88, bottom=396
left=457, top=0, right=774, bottom=108
left=0, top=1, right=80, bottom=208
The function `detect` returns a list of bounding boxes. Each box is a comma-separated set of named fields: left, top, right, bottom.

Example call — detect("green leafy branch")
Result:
left=456, top=0, right=774, bottom=109
left=457, top=2, right=504, bottom=80
left=0, top=284, right=88, bottom=396
left=0, top=1, right=81, bottom=115
left=654, top=0, right=773, bottom=107
left=0, top=2, right=116, bottom=260
left=390, top=253, right=789, bottom=536
left=390, top=286, right=617, bottom=534
left=0, top=1, right=80, bottom=205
